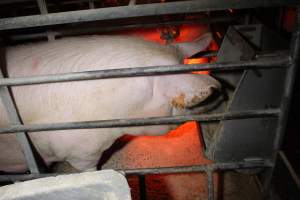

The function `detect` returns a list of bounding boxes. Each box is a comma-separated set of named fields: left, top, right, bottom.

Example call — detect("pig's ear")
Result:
left=172, top=33, right=212, bottom=58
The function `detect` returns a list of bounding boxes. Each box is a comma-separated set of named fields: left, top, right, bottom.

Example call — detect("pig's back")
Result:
left=2, top=36, right=179, bottom=125
left=6, top=35, right=181, bottom=76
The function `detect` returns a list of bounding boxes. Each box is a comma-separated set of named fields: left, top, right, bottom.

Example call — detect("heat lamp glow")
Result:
left=102, top=24, right=218, bottom=199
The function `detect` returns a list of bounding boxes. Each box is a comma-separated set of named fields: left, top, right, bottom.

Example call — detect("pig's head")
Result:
left=158, top=73, right=221, bottom=115
left=164, top=32, right=221, bottom=115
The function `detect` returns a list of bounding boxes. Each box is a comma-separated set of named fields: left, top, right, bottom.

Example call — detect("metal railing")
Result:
left=0, top=0, right=298, bottom=30
left=0, top=1, right=299, bottom=200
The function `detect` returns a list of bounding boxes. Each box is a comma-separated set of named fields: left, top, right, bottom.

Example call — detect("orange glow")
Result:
left=105, top=24, right=220, bottom=199
left=113, top=122, right=212, bottom=169
left=115, top=24, right=209, bottom=44
left=184, top=58, right=210, bottom=75
left=109, top=25, right=218, bottom=163
left=109, top=122, right=216, bottom=199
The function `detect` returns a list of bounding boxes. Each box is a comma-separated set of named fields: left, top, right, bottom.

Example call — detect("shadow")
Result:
left=97, top=134, right=137, bottom=169
left=216, top=171, right=224, bottom=200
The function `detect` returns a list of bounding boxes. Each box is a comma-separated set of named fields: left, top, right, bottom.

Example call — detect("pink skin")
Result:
left=0, top=35, right=220, bottom=172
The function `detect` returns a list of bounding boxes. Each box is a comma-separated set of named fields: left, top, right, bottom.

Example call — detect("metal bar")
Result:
left=264, top=7, right=300, bottom=195
left=0, top=109, right=279, bottom=134
left=278, top=151, right=300, bottom=188
left=7, top=16, right=235, bottom=42
left=207, top=170, right=214, bottom=200
left=88, top=0, right=95, bottom=9
left=0, top=160, right=273, bottom=182
left=37, top=0, right=55, bottom=41
left=274, top=7, right=300, bottom=158
left=0, top=0, right=98, bottom=5
left=138, top=175, right=147, bottom=200
left=129, top=0, right=136, bottom=6
left=37, top=0, right=48, bottom=14
left=0, top=70, right=40, bottom=174
left=0, top=56, right=290, bottom=87
left=123, top=160, right=273, bottom=174
left=269, top=151, right=300, bottom=199
left=0, top=0, right=298, bottom=31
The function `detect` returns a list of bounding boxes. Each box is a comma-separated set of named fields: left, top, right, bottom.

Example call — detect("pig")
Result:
left=0, top=34, right=220, bottom=173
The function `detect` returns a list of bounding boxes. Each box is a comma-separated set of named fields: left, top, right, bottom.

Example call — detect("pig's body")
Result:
left=0, top=35, right=219, bottom=172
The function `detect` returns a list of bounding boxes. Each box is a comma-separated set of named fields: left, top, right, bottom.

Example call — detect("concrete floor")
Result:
left=101, top=122, right=263, bottom=199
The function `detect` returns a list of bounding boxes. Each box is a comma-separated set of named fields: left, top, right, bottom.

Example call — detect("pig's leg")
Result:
left=46, top=129, right=123, bottom=172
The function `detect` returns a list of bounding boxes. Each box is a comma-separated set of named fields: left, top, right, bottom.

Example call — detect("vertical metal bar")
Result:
left=207, top=170, right=214, bottom=200
left=0, top=72, right=41, bottom=174
left=264, top=6, right=300, bottom=196
left=138, top=175, right=147, bottom=200
left=37, top=0, right=55, bottom=41
left=129, top=0, right=136, bottom=6
left=273, top=7, right=300, bottom=151
left=37, top=0, right=48, bottom=14
left=88, top=0, right=95, bottom=9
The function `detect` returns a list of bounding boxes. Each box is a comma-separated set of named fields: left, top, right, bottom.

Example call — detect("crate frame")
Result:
left=0, top=1, right=299, bottom=199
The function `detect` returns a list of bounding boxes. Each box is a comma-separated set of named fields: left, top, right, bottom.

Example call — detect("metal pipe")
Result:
left=0, top=0, right=298, bottom=31
left=0, top=60, right=41, bottom=174
left=273, top=8, right=300, bottom=155
left=123, top=160, right=273, bottom=175
left=0, top=160, right=273, bottom=182
left=0, top=109, right=279, bottom=134
left=263, top=7, right=300, bottom=195
left=8, top=16, right=235, bottom=42
left=0, top=56, right=290, bottom=87
left=207, top=170, right=214, bottom=200
left=129, top=0, right=136, bottom=6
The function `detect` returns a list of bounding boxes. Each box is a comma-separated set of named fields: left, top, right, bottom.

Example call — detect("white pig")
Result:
left=0, top=34, right=220, bottom=172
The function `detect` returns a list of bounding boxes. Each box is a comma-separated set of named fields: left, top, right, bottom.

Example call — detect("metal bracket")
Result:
left=205, top=25, right=286, bottom=162
left=226, top=26, right=256, bottom=61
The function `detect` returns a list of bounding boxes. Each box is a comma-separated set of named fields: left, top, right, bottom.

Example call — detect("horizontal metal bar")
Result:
left=0, top=109, right=280, bottom=134
left=8, top=16, right=235, bottom=42
left=123, top=160, right=274, bottom=175
left=0, top=56, right=290, bottom=87
left=0, top=0, right=298, bottom=31
left=0, top=160, right=273, bottom=182
left=0, top=0, right=97, bottom=5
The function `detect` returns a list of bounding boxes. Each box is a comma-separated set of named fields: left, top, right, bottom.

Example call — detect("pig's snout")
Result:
left=171, top=86, right=220, bottom=110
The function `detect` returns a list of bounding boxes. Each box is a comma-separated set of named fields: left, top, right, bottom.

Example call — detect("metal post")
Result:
left=88, top=0, right=95, bottom=9
left=37, top=0, right=55, bottom=41
left=264, top=6, right=300, bottom=197
left=138, top=175, right=147, bottom=200
left=207, top=170, right=214, bottom=200
left=129, top=0, right=136, bottom=6
left=0, top=49, right=41, bottom=174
